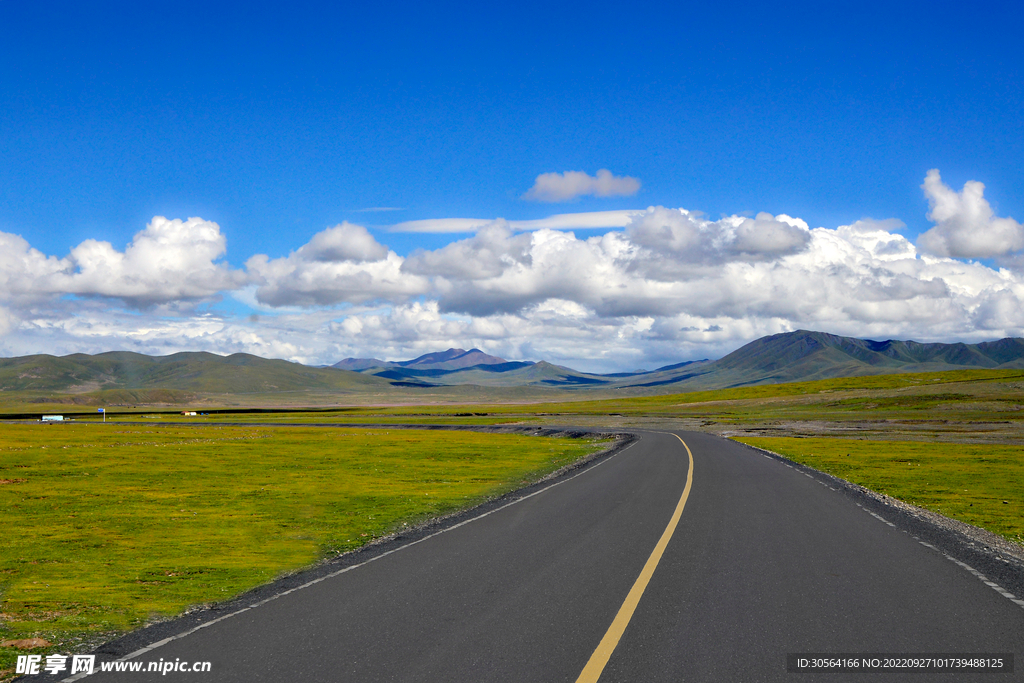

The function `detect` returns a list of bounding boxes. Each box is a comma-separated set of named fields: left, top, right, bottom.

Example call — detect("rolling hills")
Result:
left=2, top=331, right=1023, bottom=407
left=596, top=331, right=1024, bottom=391
left=0, top=351, right=391, bottom=404
left=334, top=331, right=1024, bottom=391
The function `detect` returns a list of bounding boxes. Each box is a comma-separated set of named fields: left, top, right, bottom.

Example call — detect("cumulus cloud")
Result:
left=238, top=202, right=1024, bottom=365
left=0, top=231, right=70, bottom=301
left=363, top=207, right=1024, bottom=348
left=401, top=222, right=533, bottom=280
left=0, top=216, right=245, bottom=307
left=421, top=228, right=638, bottom=317
left=295, top=222, right=389, bottom=262
left=246, top=223, right=427, bottom=307
left=626, top=207, right=811, bottom=266
left=61, top=216, right=247, bottom=305
left=523, top=169, right=641, bottom=202
left=0, top=306, right=16, bottom=337
left=5, top=185, right=1024, bottom=371
left=917, top=169, right=1024, bottom=258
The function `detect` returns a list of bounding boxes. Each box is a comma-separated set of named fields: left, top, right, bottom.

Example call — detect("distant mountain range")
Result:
left=670, top=330, right=1024, bottom=390
left=2, top=331, right=1023, bottom=402
left=332, top=348, right=510, bottom=372
left=331, top=331, right=1024, bottom=391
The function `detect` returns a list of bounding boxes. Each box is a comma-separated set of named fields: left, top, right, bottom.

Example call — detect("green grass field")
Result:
left=20, top=367, right=1016, bottom=431
left=6, top=367, right=1023, bottom=417
left=3, top=367, right=1023, bottom=681
left=0, top=423, right=606, bottom=677
left=734, top=437, right=1024, bottom=545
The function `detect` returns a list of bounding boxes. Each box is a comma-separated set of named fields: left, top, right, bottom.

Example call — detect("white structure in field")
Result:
left=41, top=415, right=64, bottom=422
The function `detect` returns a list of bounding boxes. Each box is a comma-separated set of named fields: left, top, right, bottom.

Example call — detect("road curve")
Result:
left=66, top=430, right=1022, bottom=682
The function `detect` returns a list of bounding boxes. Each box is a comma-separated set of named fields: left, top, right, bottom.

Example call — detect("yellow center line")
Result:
left=575, top=433, right=694, bottom=683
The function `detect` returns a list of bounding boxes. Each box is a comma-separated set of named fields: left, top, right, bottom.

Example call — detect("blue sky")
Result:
left=1, top=1, right=1023, bottom=371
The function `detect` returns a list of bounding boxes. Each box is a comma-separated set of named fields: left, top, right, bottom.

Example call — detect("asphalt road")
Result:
left=71, top=430, right=1022, bottom=682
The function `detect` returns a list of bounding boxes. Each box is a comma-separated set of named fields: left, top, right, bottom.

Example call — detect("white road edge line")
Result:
left=849, top=514, right=1024, bottom=612
left=748, top=443, right=1024, bottom=614
left=60, top=435, right=641, bottom=682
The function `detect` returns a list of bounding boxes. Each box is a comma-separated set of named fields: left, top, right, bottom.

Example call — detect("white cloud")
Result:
left=0, top=306, right=15, bottom=337
left=0, top=216, right=245, bottom=307
left=389, top=208, right=815, bottom=320
left=4, top=305, right=324, bottom=364
left=626, top=207, right=811, bottom=266
left=4, top=184, right=1024, bottom=371
left=424, top=228, right=638, bottom=317
left=0, top=231, right=70, bottom=301
left=917, top=169, right=1024, bottom=258
left=389, top=218, right=494, bottom=234
left=512, top=210, right=642, bottom=230
left=366, top=208, right=1024, bottom=354
left=296, top=222, right=389, bottom=262
left=401, top=222, right=534, bottom=280
left=523, top=169, right=641, bottom=202
left=246, top=223, right=427, bottom=307
left=60, top=216, right=247, bottom=305
left=389, top=210, right=640, bottom=234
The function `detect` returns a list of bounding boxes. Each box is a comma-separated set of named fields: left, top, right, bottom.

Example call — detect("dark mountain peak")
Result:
left=397, top=348, right=509, bottom=370
left=976, top=337, right=1024, bottom=364
left=398, top=348, right=469, bottom=367
left=714, top=329, right=1024, bottom=380
left=332, top=347, right=512, bottom=372
left=332, top=357, right=390, bottom=371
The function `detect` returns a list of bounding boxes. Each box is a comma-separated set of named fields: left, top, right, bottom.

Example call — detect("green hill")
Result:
left=0, top=351, right=390, bottom=396
left=2, top=331, right=1023, bottom=406
left=616, top=330, right=1024, bottom=390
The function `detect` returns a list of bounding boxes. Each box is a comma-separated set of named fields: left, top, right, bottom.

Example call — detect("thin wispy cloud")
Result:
left=389, top=211, right=641, bottom=233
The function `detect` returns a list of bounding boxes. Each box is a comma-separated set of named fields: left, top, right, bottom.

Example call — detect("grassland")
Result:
left=46, top=368, right=1021, bottom=446
left=733, top=437, right=1024, bottom=546
left=2, top=366, right=1022, bottom=680
left=0, top=423, right=607, bottom=678
left=22, top=367, right=1019, bottom=423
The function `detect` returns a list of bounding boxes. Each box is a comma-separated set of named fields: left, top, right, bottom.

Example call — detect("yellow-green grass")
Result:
left=5, top=368, right=1023, bottom=418
left=491, top=368, right=1024, bottom=419
left=72, top=414, right=532, bottom=426
left=30, top=367, right=1021, bottom=428
left=3, top=369, right=1023, bottom=434
left=734, top=437, right=1024, bottom=546
left=0, top=424, right=606, bottom=676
